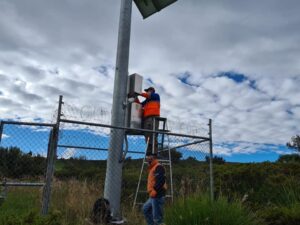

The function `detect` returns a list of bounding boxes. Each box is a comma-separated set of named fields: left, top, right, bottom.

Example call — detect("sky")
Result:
left=1, top=0, right=300, bottom=162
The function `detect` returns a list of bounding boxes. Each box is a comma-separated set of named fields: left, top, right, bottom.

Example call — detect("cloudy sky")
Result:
left=1, top=0, right=300, bottom=161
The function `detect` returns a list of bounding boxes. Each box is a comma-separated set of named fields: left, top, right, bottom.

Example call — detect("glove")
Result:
left=128, top=98, right=135, bottom=103
left=127, top=92, right=140, bottom=98
left=150, top=190, right=157, bottom=198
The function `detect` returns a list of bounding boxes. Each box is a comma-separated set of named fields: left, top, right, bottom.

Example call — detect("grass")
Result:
left=165, top=195, right=263, bottom=225
left=0, top=187, right=40, bottom=217
left=258, top=181, right=300, bottom=225
left=0, top=187, right=43, bottom=225
left=0, top=179, right=145, bottom=225
left=1, top=178, right=300, bottom=225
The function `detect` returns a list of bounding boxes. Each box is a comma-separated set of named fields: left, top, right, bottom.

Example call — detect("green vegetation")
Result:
left=165, top=195, right=261, bottom=225
left=1, top=146, right=300, bottom=224
left=0, top=188, right=62, bottom=225
left=0, top=147, right=46, bottom=178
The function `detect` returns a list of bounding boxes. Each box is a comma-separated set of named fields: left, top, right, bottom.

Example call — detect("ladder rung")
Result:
left=143, top=161, right=171, bottom=165
left=155, top=117, right=167, bottom=121
left=158, top=159, right=171, bottom=162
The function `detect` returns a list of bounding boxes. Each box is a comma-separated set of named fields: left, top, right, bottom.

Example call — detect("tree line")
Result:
left=0, top=147, right=46, bottom=178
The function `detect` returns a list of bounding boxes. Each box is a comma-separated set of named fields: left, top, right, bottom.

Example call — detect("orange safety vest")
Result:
left=147, top=159, right=167, bottom=197
left=140, top=93, right=160, bottom=118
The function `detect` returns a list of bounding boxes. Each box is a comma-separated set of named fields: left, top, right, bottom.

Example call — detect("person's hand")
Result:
left=127, top=92, right=140, bottom=98
left=127, top=92, right=134, bottom=98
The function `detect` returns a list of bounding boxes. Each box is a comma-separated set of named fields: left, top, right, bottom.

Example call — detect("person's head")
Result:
left=146, top=153, right=157, bottom=165
left=144, top=87, right=155, bottom=95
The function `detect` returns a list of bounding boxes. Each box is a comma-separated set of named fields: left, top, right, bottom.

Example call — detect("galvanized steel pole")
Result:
left=41, top=95, right=63, bottom=215
left=104, top=0, right=132, bottom=219
left=0, top=122, right=3, bottom=144
left=209, top=119, right=214, bottom=201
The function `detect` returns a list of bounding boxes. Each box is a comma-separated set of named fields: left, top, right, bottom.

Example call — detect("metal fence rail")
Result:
left=0, top=96, right=214, bottom=219
left=0, top=120, right=55, bottom=213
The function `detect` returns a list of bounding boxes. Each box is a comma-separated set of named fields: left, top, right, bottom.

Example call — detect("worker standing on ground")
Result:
left=135, top=86, right=160, bottom=155
left=143, top=153, right=167, bottom=225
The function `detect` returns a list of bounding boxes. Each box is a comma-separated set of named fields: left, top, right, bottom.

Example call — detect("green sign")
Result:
left=134, top=0, right=177, bottom=19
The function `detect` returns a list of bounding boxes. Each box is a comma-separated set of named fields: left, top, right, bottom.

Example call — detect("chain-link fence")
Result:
left=0, top=96, right=213, bottom=222
left=0, top=121, right=54, bottom=210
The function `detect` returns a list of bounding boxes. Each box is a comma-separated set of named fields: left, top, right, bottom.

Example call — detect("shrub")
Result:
left=0, top=210, right=63, bottom=225
left=260, top=204, right=300, bottom=225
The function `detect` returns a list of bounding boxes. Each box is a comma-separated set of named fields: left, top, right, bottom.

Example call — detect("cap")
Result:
left=144, top=87, right=155, bottom=92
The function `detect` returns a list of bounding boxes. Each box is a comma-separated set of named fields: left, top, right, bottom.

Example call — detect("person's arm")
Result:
left=134, top=97, right=140, bottom=104
left=154, top=165, right=165, bottom=192
left=127, top=92, right=141, bottom=104
left=140, top=92, right=150, bottom=99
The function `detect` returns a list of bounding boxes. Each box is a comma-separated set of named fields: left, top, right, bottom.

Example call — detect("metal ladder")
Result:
left=133, top=117, right=173, bottom=208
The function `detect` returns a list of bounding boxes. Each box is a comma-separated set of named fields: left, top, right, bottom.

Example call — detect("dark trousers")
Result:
left=143, top=116, right=159, bottom=155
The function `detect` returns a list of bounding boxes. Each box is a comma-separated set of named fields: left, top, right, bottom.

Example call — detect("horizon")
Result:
left=1, top=0, right=300, bottom=163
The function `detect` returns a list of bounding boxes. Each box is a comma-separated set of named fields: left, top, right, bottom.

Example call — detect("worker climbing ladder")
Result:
left=133, top=117, right=174, bottom=208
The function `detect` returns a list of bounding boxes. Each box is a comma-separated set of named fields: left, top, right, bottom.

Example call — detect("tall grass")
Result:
left=0, top=187, right=42, bottom=225
left=259, top=179, right=300, bottom=225
left=1, top=178, right=299, bottom=225
left=276, top=179, right=300, bottom=206
left=50, top=179, right=104, bottom=225
left=0, top=179, right=144, bottom=225
left=165, top=194, right=263, bottom=225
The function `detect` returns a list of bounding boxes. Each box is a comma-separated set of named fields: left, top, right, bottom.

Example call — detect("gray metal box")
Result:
left=126, top=73, right=143, bottom=130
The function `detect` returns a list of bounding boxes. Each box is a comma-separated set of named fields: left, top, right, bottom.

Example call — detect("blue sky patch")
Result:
left=93, top=65, right=113, bottom=77
left=286, top=109, right=293, bottom=116
left=217, top=71, right=257, bottom=90
left=147, top=78, right=154, bottom=84
left=176, top=72, right=199, bottom=87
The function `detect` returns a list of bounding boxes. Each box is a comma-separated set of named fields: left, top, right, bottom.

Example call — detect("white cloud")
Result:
left=60, top=148, right=76, bottom=159
left=1, top=134, right=9, bottom=139
left=1, top=0, right=300, bottom=159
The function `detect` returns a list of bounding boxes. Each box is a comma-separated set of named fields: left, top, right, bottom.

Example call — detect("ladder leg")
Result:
left=132, top=137, right=149, bottom=209
left=167, top=133, right=174, bottom=202
left=161, top=120, right=166, bottom=150
left=152, top=118, right=155, bottom=155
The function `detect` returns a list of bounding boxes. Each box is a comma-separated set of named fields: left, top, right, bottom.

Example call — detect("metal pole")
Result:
left=208, top=119, right=214, bottom=201
left=41, top=95, right=63, bottom=215
left=0, top=122, right=3, bottom=144
left=104, top=0, right=132, bottom=219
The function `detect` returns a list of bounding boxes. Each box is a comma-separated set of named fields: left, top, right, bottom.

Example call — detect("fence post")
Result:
left=41, top=95, right=63, bottom=215
left=209, top=119, right=214, bottom=201
left=0, top=121, right=3, bottom=144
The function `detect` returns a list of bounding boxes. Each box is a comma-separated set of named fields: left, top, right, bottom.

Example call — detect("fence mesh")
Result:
left=0, top=100, right=212, bottom=222
left=0, top=123, right=52, bottom=181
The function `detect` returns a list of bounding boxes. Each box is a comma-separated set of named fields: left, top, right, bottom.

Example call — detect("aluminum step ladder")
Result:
left=133, top=117, right=173, bottom=208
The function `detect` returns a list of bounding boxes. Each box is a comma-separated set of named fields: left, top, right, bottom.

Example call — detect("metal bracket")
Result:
left=119, top=134, right=129, bottom=163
